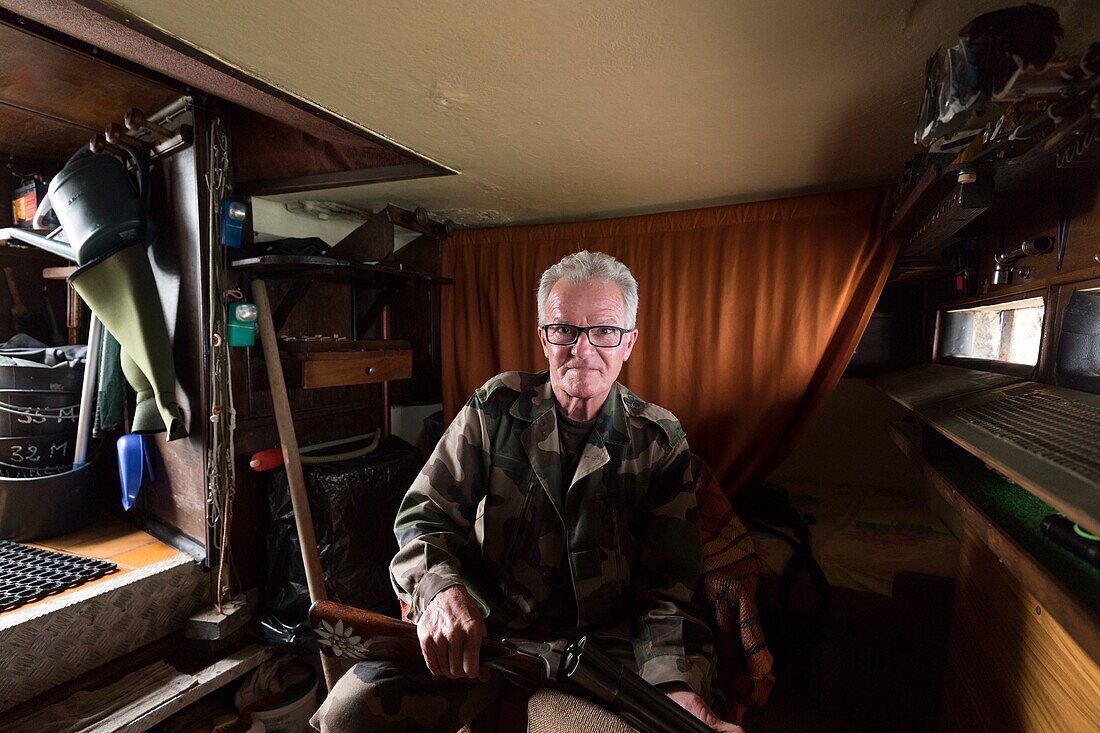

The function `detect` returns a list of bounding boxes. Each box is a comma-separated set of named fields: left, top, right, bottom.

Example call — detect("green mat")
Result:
left=928, top=443, right=1100, bottom=613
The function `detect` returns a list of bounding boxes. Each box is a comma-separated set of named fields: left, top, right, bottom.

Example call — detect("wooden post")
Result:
left=42, top=266, right=81, bottom=344
left=251, top=278, right=341, bottom=691
left=381, top=304, right=390, bottom=437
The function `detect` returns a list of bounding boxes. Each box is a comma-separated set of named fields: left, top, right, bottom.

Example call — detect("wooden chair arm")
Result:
left=309, top=600, right=423, bottom=663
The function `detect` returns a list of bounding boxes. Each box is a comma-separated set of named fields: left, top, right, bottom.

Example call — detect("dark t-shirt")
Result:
left=535, top=404, right=597, bottom=636
left=557, top=407, right=596, bottom=487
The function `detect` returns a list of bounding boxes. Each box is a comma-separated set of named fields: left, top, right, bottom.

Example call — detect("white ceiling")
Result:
left=108, top=0, right=1098, bottom=227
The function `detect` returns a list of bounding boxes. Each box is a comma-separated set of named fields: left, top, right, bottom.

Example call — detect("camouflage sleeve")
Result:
left=389, top=396, right=487, bottom=620
left=633, top=435, right=715, bottom=697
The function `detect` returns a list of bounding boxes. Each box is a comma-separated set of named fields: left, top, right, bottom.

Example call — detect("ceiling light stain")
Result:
left=428, top=82, right=470, bottom=109
left=447, top=208, right=508, bottom=225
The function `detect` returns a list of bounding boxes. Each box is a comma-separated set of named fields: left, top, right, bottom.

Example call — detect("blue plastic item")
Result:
left=117, top=433, right=154, bottom=510
left=219, top=199, right=247, bottom=248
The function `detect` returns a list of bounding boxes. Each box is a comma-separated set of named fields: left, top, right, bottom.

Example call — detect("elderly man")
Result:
left=313, top=251, right=741, bottom=733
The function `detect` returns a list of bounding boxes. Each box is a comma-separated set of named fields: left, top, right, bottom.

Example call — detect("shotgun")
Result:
left=310, top=600, right=714, bottom=733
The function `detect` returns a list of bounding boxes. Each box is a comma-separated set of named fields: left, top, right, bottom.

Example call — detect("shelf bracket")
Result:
left=358, top=284, right=403, bottom=333
left=270, top=276, right=318, bottom=333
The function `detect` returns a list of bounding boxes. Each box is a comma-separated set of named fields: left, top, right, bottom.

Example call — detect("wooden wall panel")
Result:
left=0, top=19, right=180, bottom=166
left=226, top=275, right=387, bottom=592
left=132, top=137, right=210, bottom=551
left=1, top=165, right=10, bottom=228
left=940, top=530, right=1100, bottom=732
left=384, top=283, right=443, bottom=406
left=969, top=184, right=1100, bottom=300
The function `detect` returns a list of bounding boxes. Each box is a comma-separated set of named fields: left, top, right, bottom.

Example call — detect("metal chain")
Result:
left=204, top=116, right=238, bottom=608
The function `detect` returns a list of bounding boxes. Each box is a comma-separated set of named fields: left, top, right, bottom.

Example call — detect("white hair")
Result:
left=537, top=250, right=639, bottom=329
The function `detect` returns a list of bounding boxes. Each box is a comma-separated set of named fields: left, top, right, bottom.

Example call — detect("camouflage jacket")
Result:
left=390, top=371, right=714, bottom=694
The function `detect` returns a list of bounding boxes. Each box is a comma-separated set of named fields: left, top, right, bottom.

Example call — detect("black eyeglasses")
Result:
left=541, top=324, right=632, bottom=348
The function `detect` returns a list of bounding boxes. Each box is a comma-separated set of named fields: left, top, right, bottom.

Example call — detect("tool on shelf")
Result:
left=992, top=235, right=1054, bottom=285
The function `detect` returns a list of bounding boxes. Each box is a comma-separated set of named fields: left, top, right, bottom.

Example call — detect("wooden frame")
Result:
left=934, top=287, right=1049, bottom=380
left=2, top=0, right=455, bottom=177
left=1037, top=274, right=1100, bottom=384
left=237, top=163, right=446, bottom=197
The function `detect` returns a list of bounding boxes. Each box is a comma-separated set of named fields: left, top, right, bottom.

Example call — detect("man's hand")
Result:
left=660, top=684, right=745, bottom=733
left=417, top=584, right=490, bottom=681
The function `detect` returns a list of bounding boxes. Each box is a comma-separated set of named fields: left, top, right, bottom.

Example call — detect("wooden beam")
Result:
left=238, top=162, right=446, bottom=197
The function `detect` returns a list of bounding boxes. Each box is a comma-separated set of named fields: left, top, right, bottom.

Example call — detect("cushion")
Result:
left=526, top=689, right=637, bottom=733
left=752, top=482, right=958, bottom=597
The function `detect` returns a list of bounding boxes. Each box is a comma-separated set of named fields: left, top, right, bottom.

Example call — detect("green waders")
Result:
left=69, top=242, right=186, bottom=440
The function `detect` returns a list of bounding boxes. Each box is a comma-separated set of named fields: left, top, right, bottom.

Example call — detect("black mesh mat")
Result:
left=0, top=540, right=117, bottom=612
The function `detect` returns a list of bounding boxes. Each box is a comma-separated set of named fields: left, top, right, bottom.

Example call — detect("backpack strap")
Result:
left=738, top=484, right=831, bottom=617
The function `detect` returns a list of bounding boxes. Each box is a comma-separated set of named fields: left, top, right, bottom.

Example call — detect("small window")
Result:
left=1055, top=286, right=1100, bottom=394
left=940, top=296, right=1045, bottom=366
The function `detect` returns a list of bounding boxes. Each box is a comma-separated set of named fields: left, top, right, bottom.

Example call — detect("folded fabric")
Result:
left=94, top=328, right=124, bottom=436
left=235, top=655, right=312, bottom=713
left=692, top=454, right=774, bottom=722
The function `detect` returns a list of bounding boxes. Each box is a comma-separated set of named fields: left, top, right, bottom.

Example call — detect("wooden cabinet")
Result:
left=284, top=349, right=413, bottom=389
left=941, top=531, right=1100, bottom=732
left=884, top=419, right=1100, bottom=732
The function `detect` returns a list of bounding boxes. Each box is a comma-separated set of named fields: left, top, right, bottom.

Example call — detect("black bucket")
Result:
left=0, top=432, right=76, bottom=471
left=0, top=458, right=98, bottom=541
left=0, top=351, right=84, bottom=387
left=0, top=388, right=81, bottom=438
left=0, top=342, right=84, bottom=447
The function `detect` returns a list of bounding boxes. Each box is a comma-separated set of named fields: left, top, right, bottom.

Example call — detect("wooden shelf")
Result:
left=2, top=643, right=271, bottom=732
left=0, top=240, right=70, bottom=265
left=870, top=363, right=1025, bottom=411
left=886, top=160, right=954, bottom=241
left=887, top=419, right=1100, bottom=665
left=234, top=254, right=452, bottom=333
left=914, top=385, right=1100, bottom=533
left=901, top=179, right=993, bottom=259
left=888, top=96, right=1100, bottom=260
left=279, top=338, right=410, bottom=356
left=230, top=254, right=452, bottom=286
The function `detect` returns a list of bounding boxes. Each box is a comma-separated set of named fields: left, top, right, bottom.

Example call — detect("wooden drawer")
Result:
left=283, top=350, right=412, bottom=389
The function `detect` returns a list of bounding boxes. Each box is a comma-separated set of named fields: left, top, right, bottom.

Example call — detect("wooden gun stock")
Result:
left=309, top=601, right=716, bottom=733
left=310, top=600, right=424, bottom=663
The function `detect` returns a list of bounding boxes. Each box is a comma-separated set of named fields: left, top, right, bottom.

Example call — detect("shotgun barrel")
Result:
left=309, top=601, right=715, bottom=733
left=563, top=636, right=715, bottom=733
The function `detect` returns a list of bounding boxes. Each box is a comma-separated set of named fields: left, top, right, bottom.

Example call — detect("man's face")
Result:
left=539, top=279, right=638, bottom=403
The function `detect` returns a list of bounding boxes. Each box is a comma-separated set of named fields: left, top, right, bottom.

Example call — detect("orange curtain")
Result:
left=441, top=187, right=897, bottom=494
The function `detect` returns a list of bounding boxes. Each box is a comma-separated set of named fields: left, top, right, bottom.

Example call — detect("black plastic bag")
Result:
left=260, top=435, right=424, bottom=652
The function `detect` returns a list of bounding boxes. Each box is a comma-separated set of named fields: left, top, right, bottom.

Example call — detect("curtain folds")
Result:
left=441, top=187, right=897, bottom=494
